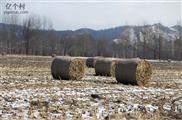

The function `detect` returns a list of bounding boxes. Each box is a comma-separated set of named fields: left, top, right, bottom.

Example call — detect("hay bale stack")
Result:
left=51, top=57, right=85, bottom=80
left=86, top=57, right=102, bottom=68
left=115, top=59, right=152, bottom=86
left=95, top=58, right=117, bottom=77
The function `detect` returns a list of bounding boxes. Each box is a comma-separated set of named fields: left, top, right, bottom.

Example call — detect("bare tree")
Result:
left=140, top=28, right=147, bottom=59
left=22, top=14, right=42, bottom=55
left=1, top=15, right=19, bottom=54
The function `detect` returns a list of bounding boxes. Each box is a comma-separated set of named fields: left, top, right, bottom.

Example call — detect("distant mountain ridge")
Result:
left=57, top=23, right=181, bottom=41
left=0, top=23, right=181, bottom=41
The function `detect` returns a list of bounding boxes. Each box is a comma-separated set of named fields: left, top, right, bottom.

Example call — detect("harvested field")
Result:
left=0, top=55, right=182, bottom=120
left=148, top=60, right=182, bottom=70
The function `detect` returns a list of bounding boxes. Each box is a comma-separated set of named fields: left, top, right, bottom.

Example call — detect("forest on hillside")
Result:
left=0, top=15, right=182, bottom=60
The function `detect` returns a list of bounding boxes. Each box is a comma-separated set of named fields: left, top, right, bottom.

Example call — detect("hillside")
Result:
left=0, top=23, right=181, bottom=41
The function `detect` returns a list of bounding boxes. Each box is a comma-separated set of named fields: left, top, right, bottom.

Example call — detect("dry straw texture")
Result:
left=115, top=59, right=152, bottom=86
left=74, top=57, right=88, bottom=67
left=51, top=57, right=85, bottom=80
left=95, top=58, right=118, bottom=77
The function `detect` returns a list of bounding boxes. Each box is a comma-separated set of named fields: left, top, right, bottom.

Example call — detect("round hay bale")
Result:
left=1, top=52, right=6, bottom=56
left=51, top=54, right=56, bottom=58
left=86, top=57, right=102, bottom=68
left=115, top=59, right=152, bottom=86
left=86, top=57, right=95, bottom=68
left=167, top=59, right=172, bottom=62
left=51, top=57, right=85, bottom=80
left=95, top=58, right=117, bottom=77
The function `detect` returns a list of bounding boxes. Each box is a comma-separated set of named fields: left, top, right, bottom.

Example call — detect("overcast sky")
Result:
left=1, top=0, right=182, bottom=30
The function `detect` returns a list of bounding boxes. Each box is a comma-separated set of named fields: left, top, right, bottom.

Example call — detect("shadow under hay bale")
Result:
left=51, top=57, right=85, bottom=80
left=95, top=58, right=118, bottom=77
left=115, top=59, right=152, bottom=86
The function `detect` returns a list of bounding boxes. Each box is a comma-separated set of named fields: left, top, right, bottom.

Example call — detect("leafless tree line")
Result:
left=0, top=15, right=181, bottom=60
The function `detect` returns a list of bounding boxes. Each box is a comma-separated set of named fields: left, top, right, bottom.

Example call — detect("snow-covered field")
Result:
left=0, top=55, right=181, bottom=120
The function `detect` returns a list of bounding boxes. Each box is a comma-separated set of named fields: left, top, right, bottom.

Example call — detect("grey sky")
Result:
left=1, top=0, right=182, bottom=30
